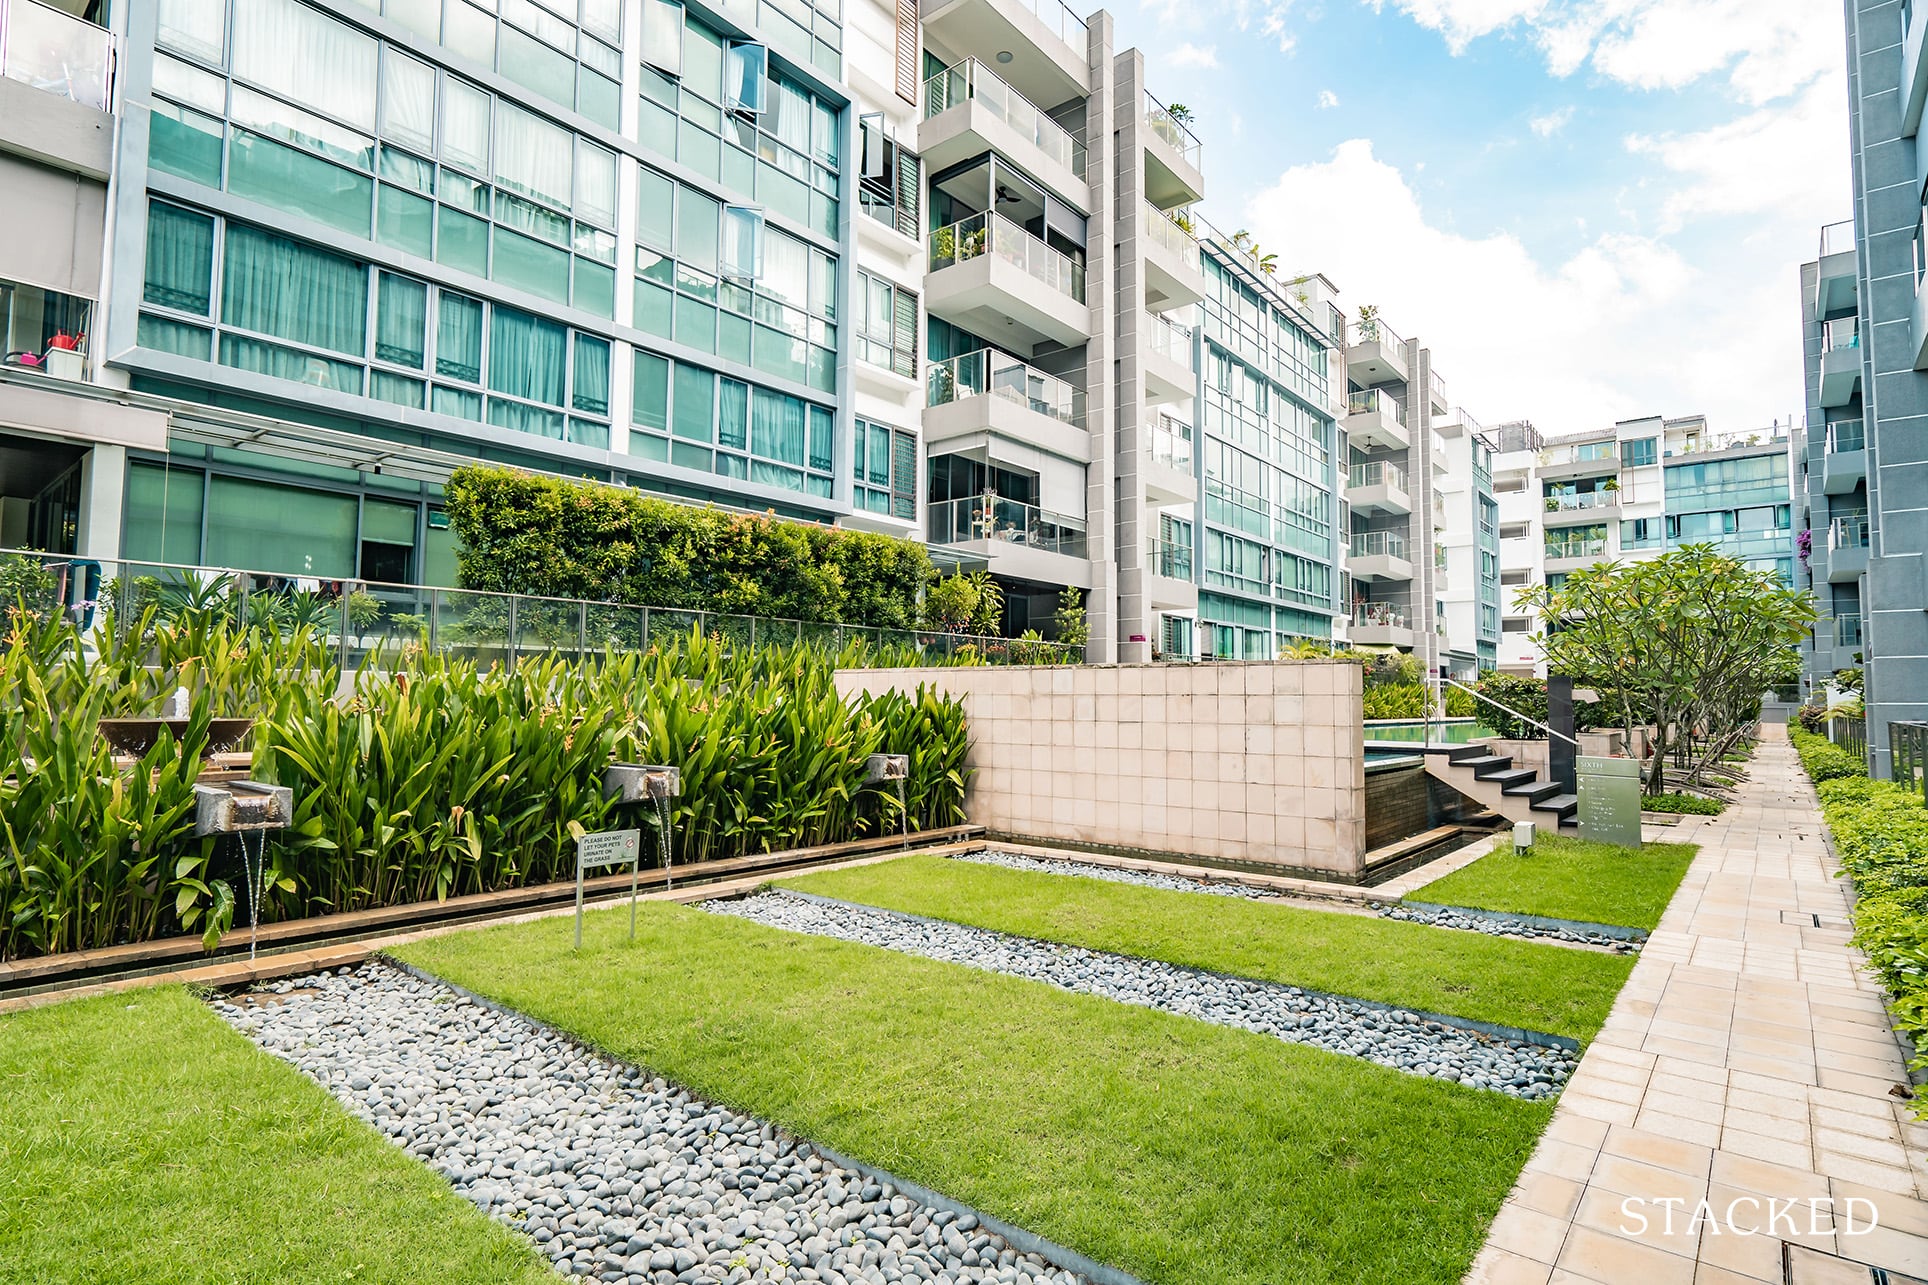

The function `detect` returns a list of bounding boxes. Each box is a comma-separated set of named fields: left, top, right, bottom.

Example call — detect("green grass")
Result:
left=400, top=902, right=1553, bottom=1285
left=1409, top=833, right=1698, bottom=931
left=779, top=854, right=1630, bottom=1043
left=0, top=987, right=553, bottom=1284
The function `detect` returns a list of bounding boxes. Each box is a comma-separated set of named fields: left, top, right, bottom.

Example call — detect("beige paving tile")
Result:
left=1555, top=1225, right=1698, bottom=1285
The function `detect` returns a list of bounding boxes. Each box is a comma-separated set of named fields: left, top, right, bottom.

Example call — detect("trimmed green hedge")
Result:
left=1789, top=724, right=1867, bottom=783
left=1641, top=792, right=1725, bottom=816
left=1815, top=776, right=1928, bottom=1077
left=444, top=466, right=934, bottom=628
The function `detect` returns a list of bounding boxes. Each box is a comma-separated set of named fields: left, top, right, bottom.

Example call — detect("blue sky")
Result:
left=1108, top=0, right=1851, bottom=437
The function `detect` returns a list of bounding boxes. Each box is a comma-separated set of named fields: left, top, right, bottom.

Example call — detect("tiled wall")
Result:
left=835, top=661, right=1369, bottom=877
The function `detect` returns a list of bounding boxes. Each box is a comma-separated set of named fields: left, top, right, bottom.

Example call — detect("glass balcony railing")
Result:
left=1347, top=388, right=1405, bottom=426
left=1827, top=420, right=1866, bottom=453
left=1820, top=220, right=1855, bottom=257
left=1545, top=533, right=1608, bottom=561
left=1144, top=91, right=1202, bottom=167
left=1350, top=530, right=1407, bottom=560
left=1, top=0, right=112, bottom=111
left=1005, top=0, right=1087, bottom=49
left=1352, top=603, right=1409, bottom=631
left=928, top=495, right=1087, bottom=558
left=1355, top=314, right=1404, bottom=350
left=1543, top=490, right=1617, bottom=512
left=1143, top=202, right=1201, bottom=272
left=1831, top=514, right=1871, bottom=550
left=1349, top=460, right=1407, bottom=492
left=1429, top=369, right=1447, bottom=404
left=1836, top=613, right=1864, bottom=647
left=1147, top=538, right=1193, bottom=579
left=1150, top=414, right=1193, bottom=472
left=923, top=60, right=1086, bottom=178
left=1823, top=315, right=1860, bottom=354
left=930, top=212, right=1086, bottom=302
left=1144, top=310, right=1194, bottom=369
left=926, top=349, right=1084, bottom=427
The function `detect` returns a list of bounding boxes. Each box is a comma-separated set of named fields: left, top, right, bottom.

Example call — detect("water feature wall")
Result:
left=834, top=661, right=1370, bottom=879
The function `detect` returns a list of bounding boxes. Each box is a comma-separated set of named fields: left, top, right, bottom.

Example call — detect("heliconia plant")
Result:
left=0, top=611, right=970, bottom=962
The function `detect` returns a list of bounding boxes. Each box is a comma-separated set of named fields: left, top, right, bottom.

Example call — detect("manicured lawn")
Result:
left=1410, top=833, right=1698, bottom=931
left=400, top=902, right=1552, bottom=1285
left=781, top=854, right=1631, bottom=1043
left=0, top=987, right=552, bottom=1285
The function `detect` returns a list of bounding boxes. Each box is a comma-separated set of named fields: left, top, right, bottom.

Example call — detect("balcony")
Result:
left=1542, top=489, right=1620, bottom=526
left=1143, top=92, right=1205, bottom=209
left=927, top=212, right=1090, bottom=350
left=1820, top=316, right=1861, bottom=408
left=1350, top=603, right=1415, bottom=649
left=1814, top=220, right=1857, bottom=321
left=1347, top=315, right=1409, bottom=387
left=1828, top=514, right=1870, bottom=584
left=919, top=0, right=1089, bottom=107
left=1142, top=309, right=1195, bottom=405
left=921, top=60, right=1087, bottom=206
left=1538, top=441, right=1621, bottom=482
left=1346, top=460, right=1411, bottom=517
left=1349, top=530, right=1413, bottom=582
left=924, top=349, right=1087, bottom=463
left=1345, top=388, right=1409, bottom=452
left=1142, top=203, right=1207, bottom=309
left=0, top=0, right=114, bottom=178
left=1146, top=539, right=1197, bottom=610
left=1543, top=533, right=1607, bottom=571
left=928, top=494, right=1091, bottom=585
left=0, top=278, right=91, bottom=381
left=1823, top=420, right=1866, bottom=494
left=1428, top=369, right=1448, bottom=415
left=1144, top=414, right=1195, bottom=506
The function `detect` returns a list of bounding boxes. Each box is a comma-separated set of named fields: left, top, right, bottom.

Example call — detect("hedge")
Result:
left=1789, top=724, right=1867, bottom=783
left=444, top=466, right=935, bottom=628
left=1814, top=776, right=1928, bottom=1078
left=1640, top=792, right=1724, bottom=816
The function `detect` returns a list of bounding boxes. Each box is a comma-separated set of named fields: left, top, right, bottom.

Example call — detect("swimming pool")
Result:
left=1363, top=719, right=1497, bottom=746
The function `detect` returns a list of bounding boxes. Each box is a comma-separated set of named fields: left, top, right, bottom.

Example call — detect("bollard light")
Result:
left=1514, top=821, right=1536, bottom=856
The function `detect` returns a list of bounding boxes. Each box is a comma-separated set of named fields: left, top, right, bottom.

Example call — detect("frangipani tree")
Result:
left=1513, top=545, right=1814, bottom=793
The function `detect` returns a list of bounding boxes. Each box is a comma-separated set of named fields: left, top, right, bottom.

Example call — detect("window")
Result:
left=721, top=206, right=764, bottom=281
left=854, top=419, right=917, bottom=519
left=894, top=0, right=918, bottom=103
left=1620, top=516, right=1663, bottom=549
left=627, top=352, right=835, bottom=496
left=1498, top=522, right=1529, bottom=540
left=642, top=0, right=684, bottom=74
left=1501, top=617, right=1531, bottom=633
left=1621, top=436, right=1657, bottom=468
left=855, top=272, right=917, bottom=378
left=859, top=125, right=921, bottom=240
left=725, top=43, right=768, bottom=114
left=143, top=203, right=216, bottom=314
left=233, top=0, right=379, bottom=132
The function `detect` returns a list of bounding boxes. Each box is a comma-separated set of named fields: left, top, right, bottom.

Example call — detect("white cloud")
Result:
left=1378, top=0, right=1833, bottom=106
left=1317, top=89, right=1341, bottom=109
left=1529, top=106, right=1572, bottom=137
left=1248, top=140, right=1810, bottom=435
left=1167, top=42, right=1220, bottom=69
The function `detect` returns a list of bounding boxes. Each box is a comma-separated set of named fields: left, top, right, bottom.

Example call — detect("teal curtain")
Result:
left=221, top=224, right=367, bottom=356
left=717, top=378, right=747, bottom=449
left=750, top=387, right=805, bottom=466
left=632, top=351, right=669, bottom=432
left=571, top=334, right=610, bottom=415
left=376, top=273, right=427, bottom=368
left=487, top=398, right=566, bottom=439
left=143, top=203, right=215, bottom=315
left=672, top=363, right=713, bottom=441
left=436, top=292, right=483, bottom=383
left=487, top=306, right=566, bottom=405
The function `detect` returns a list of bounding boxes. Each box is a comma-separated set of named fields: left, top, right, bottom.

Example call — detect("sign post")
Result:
left=1577, top=756, right=1641, bottom=849
left=574, top=828, right=642, bottom=948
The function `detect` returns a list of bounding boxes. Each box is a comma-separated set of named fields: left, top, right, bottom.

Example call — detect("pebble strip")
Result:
left=708, top=891, right=1575, bottom=1099
left=1376, top=903, right=1643, bottom=954
left=216, top=964, right=1093, bottom=1285
left=948, top=849, right=1282, bottom=900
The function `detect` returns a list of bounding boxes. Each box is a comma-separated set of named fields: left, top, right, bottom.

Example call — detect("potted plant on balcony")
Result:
left=1601, top=477, right=1620, bottom=493
left=42, top=331, right=85, bottom=381
left=1165, top=103, right=1193, bottom=126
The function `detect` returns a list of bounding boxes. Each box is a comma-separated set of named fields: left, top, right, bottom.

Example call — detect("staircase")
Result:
left=1424, top=743, right=1578, bottom=831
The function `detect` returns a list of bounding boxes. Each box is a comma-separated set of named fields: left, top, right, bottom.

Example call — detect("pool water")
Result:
left=1363, top=719, right=1498, bottom=746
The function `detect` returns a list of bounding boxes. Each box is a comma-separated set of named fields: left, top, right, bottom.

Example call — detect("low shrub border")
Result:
left=1813, top=776, right=1928, bottom=1082
left=1640, top=793, right=1725, bottom=816
left=1790, top=724, right=1867, bottom=783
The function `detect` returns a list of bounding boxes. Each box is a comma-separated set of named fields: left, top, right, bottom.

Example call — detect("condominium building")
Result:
left=1430, top=409, right=1501, bottom=678
left=1491, top=417, right=1796, bottom=675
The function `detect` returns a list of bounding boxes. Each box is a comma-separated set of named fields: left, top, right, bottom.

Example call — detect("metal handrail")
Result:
left=1439, top=676, right=1581, bottom=747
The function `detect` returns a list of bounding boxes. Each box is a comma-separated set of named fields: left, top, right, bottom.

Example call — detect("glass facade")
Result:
left=1663, top=450, right=1796, bottom=580
left=126, top=0, right=862, bottom=566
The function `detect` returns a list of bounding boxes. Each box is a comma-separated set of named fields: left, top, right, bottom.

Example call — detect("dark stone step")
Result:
left=1455, top=755, right=1513, bottom=776
left=1481, top=767, right=1539, bottom=789
left=1502, top=779, right=1563, bottom=804
left=1531, top=793, right=1579, bottom=819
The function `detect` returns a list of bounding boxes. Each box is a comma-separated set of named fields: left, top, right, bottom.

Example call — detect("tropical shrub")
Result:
left=1641, top=792, right=1725, bottom=815
left=1790, top=724, right=1867, bottom=783
left=0, top=617, right=970, bottom=961
left=1473, top=673, right=1549, bottom=739
left=1444, top=685, right=1477, bottom=718
left=445, top=465, right=935, bottom=629
left=1361, top=683, right=1433, bottom=719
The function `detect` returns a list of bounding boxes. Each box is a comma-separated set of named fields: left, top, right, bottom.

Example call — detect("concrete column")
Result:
left=1111, top=49, right=1151, bottom=664
left=1082, top=13, right=1118, bottom=663
left=76, top=442, right=125, bottom=560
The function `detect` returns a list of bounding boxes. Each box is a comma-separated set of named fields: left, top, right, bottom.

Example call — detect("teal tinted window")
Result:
left=227, top=132, right=373, bottom=237
left=487, top=305, right=566, bottom=405
left=572, top=334, right=610, bottom=415
left=493, top=229, right=570, bottom=303
left=221, top=225, right=368, bottom=356
left=376, top=273, right=427, bottom=368
left=150, top=102, right=223, bottom=185
left=125, top=461, right=205, bottom=565
left=574, top=259, right=615, bottom=317
left=137, top=313, right=212, bottom=359
left=672, top=363, right=712, bottom=440
left=377, top=187, right=435, bottom=258
left=632, top=351, right=669, bottom=434
left=436, top=292, right=484, bottom=382
left=437, top=206, right=490, bottom=277
left=144, top=203, right=215, bottom=314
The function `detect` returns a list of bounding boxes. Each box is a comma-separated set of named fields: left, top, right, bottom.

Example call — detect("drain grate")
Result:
left=1779, top=909, right=1852, bottom=931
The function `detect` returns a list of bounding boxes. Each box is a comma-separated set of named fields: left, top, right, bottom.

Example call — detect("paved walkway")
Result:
left=1469, top=725, right=1928, bottom=1284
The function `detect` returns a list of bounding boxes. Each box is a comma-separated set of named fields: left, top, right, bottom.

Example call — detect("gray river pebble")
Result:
left=1376, top=903, right=1642, bottom=953
left=950, top=850, right=1282, bottom=900
left=707, top=891, right=1575, bottom=1100
left=216, top=965, right=1089, bottom=1285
